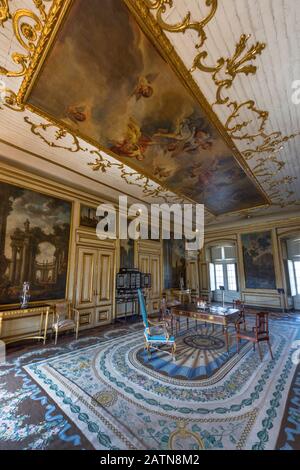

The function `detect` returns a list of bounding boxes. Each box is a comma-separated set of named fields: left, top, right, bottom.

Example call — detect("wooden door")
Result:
left=75, top=247, right=98, bottom=309
left=96, top=249, right=115, bottom=306
left=138, top=253, right=150, bottom=275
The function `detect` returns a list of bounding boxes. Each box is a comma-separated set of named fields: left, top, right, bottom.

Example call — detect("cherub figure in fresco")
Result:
left=110, top=118, right=152, bottom=161
left=190, top=158, right=218, bottom=186
left=66, top=105, right=88, bottom=123
left=153, top=165, right=172, bottom=179
left=153, top=116, right=213, bottom=158
left=184, top=128, right=213, bottom=152
left=132, top=73, right=159, bottom=101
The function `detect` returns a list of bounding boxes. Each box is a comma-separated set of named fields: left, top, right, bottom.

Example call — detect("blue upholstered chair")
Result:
left=137, top=289, right=176, bottom=358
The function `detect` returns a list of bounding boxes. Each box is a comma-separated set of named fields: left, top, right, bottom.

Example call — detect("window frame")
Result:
left=294, top=260, right=300, bottom=295
left=209, top=244, right=239, bottom=292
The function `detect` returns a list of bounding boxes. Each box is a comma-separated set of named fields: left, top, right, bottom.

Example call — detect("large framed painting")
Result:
left=26, top=0, right=268, bottom=215
left=0, top=182, right=72, bottom=305
left=163, top=238, right=186, bottom=289
left=241, top=231, right=276, bottom=290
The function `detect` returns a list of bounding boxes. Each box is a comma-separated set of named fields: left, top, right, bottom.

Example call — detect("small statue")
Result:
left=20, top=281, right=30, bottom=309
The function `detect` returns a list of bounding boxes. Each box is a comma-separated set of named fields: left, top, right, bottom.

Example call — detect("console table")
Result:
left=0, top=304, right=53, bottom=345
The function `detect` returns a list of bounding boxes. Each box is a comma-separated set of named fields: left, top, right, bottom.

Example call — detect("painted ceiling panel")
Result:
left=27, top=0, right=267, bottom=215
left=0, top=0, right=299, bottom=225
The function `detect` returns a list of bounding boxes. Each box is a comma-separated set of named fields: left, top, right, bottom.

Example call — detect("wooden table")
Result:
left=0, top=304, right=53, bottom=345
left=171, top=304, right=240, bottom=352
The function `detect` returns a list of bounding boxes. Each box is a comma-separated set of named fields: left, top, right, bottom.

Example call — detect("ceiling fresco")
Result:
left=26, top=0, right=268, bottom=215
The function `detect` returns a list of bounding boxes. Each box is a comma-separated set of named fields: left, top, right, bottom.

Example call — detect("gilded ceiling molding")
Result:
left=264, top=176, right=297, bottom=191
left=0, top=88, right=25, bottom=111
left=88, top=150, right=185, bottom=204
left=144, top=0, right=218, bottom=48
left=242, top=131, right=299, bottom=161
left=88, top=150, right=124, bottom=173
left=250, top=155, right=286, bottom=180
left=191, top=34, right=265, bottom=106
left=0, top=0, right=298, bottom=210
left=24, top=115, right=88, bottom=153
left=191, top=33, right=299, bottom=155
left=23, top=115, right=185, bottom=204
left=132, top=0, right=298, bottom=205
left=0, top=0, right=71, bottom=102
left=0, top=0, right=10, bottom=27
left=261, top=175, right=298, bottom=208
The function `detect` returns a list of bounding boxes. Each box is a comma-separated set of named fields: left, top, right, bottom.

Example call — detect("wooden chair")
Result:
left=233, top=299, right=247, bottom=331
left=52, top=302, right=80, bottom=345
left=160, top=298, right=181, bottom=333
left=236, top=311, right=273, bottom=361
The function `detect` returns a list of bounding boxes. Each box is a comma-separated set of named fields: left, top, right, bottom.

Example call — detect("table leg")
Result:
left=38, top=312, right=43, bottom=340
left=43, top=309, right=50, bottom=345
left=224, top=326, right=229, bottom=353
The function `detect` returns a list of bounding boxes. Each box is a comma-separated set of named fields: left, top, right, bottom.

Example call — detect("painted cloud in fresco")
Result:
left=28, top=0, right=266, bottom=215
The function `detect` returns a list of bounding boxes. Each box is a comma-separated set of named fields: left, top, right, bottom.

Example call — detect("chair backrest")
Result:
left=137, top=289, right=149, bottom=329
left=256, top=312, right=269, bottom=335
left=160, top=298, right=168, bottom=318
left=55, top=301, right=71, bottom=320
left=233, top=299, right=244, bottom=310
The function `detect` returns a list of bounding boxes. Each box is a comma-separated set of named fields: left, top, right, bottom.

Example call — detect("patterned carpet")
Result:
left=0, top=314, right=300, bottom=450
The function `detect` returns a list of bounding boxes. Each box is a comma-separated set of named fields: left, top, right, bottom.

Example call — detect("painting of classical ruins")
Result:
left=0, top=182, right=72, bottom=305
